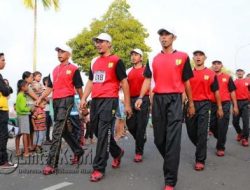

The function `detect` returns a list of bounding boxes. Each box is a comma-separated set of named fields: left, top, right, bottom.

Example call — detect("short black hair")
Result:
left=17, top=79, right=28, bottom=93
left=22, top=71, right=32, bottom=80
left=42, top=76, right=49, bottom=85
left=0, top=53, right=4, bottom=57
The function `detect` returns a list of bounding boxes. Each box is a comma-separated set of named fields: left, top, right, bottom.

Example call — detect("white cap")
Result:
left=55, top=44, right=72, bottom=54
left=130, top=48, right=143, bottom=56
left=158, top=27, right=177, bottom=36
left=93, top=33, right=112, bottom=42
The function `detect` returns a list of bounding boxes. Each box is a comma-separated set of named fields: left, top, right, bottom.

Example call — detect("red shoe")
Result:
left=134, top=154, right=143, bottom=162
left=42, top=165, right=55, bottom=175
left=111, top=149, right=124, bottom=168
left=216, top=150, right=225, bottom=157
left=165, top=185, right=174, bottom=190
left=236, top=134, right=242, bottom=141
left=194, top=162, right=205, bottom=171
left=90, top=170, right=104, bottom=182
left=241, top=139, right=249, bottom=147
left=71, top=154, right=81, bottom=165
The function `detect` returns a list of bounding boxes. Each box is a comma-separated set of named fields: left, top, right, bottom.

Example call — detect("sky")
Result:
left=1, top=0, right=250, bottom=104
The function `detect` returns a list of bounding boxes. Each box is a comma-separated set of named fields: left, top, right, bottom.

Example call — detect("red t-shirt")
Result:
left=144, top=50, right=193, bottom=94
left=190, top=68, right=218, bottom=101
left=51, top=63, right=79, bottom=99
left=211, top=73, right=236, bottom=102
left=234, top=78, right=250, bottom=100
left=127, top=66, right=149, bottom=97
left=89, top=55, right=127, bottom=98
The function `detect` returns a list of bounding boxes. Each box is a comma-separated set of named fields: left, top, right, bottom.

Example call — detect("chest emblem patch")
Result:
left=204, top=75, right=209, bottom=80
left=175, top=59, right=182, bottom=65
left=108, top=62, right=114, bottom=68
left=66, top=70, right=72, bottom=75
left=222, top=78, right=227, bottom=82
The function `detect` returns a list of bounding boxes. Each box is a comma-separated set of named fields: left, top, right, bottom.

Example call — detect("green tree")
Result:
left=69, top=0, right=151, bottom=73
left=23, top=0, right=59, bottom=71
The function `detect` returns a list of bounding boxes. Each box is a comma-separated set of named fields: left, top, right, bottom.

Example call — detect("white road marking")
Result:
left=42, top=182, right=73, bottom=190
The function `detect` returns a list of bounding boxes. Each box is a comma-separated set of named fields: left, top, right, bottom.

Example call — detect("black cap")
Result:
left=193, top=50, right=205, bottom=55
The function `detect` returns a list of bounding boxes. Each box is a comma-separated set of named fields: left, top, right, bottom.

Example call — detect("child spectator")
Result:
left=42, top=76, right=53, bottom=144
left=32, top=99, right=47, bottom=153
left=31, top=71, right=44, bottom=97
left=15, top=79, right=32, bottom=157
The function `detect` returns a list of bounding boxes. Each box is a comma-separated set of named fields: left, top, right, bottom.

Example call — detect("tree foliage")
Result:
left=68, top=0, right=151, bottom=73
left=23, top=0, right=59, bottom=10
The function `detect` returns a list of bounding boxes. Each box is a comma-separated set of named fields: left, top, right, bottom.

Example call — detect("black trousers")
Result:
left=232, top=100, right=249, bottom=139
left=47, top=97, right=83, bottom=168
left=69, top=115, right=81, bottom=143
left=185, top=101, right=210, bottom=164
left=45, top=111, right=52, bottom=141
left=210, top=102, right=231, bottom=150
left=126, top=96, right=150, bottom=155
left=152, top=94, right=183, bottom=187
left=91, top=98, right=122, bottom=173
left=85, top=122, right=93, bottom=139
left=0, top=111, right=9, bottom=165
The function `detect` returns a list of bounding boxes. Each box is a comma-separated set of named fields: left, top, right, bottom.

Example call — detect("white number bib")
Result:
left=93, top=71, right=106, bottom=83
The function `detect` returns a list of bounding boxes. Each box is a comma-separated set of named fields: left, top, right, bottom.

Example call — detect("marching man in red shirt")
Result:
left=210, top=60, right=239, bottom=156
left=37, top=44, right=85, bottom=175
left=135, top=27, right=195, bottom=190
left=126, top=48, right=150, bottom=163
left=80, top=33, right=132, bottom=182
left=233, top=69, right=250, bottom=146
left=185, top=50, right=223, bottom=171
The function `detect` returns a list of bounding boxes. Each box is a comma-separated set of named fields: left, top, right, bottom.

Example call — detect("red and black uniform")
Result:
left=47, top=63, right=84, bottom=168
left=210, top=73, right=236, bottom=151
left=126, top=66, right=150, bottom=155
left=185, top=67, right=218, bottom=164
left=144, top=50, right=193, bottom=187
left=232, top=78, right=250, bottom=140
left=89, top=55, right=126, bottom=174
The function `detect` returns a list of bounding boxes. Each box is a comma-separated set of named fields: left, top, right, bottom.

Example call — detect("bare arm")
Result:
left=214, top=90, right=224, bottom=118
left=120, top=78, right=132, bottom=118
left=36, top=87, right=53, bottom=105
left=230, top=91, right=239, bottom=115
left=135, top=78, right=151, bottom=110
left=80, top=80, right=93, bottom=109
left=184, top=80, right=195, bottom=117
left=76, top=87, right=83, bottom=99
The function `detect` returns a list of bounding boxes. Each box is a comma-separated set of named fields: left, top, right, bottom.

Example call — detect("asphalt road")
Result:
left=0, top=124, right=249, bottom=190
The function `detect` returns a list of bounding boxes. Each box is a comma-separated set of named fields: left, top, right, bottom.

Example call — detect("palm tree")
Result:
left=23, top=0, right=59, bottom=71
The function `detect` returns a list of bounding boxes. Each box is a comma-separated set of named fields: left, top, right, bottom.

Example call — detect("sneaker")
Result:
left=71, top=149, right=84, bottom=165
left=194, top=162, right=205, bottom=171
left=241, top=139, right=249, bottom=147
left=236, top=134, right=242, bottom=142
left=90, top=170, right=104, bottom=182
left=165, top=185, right=174, bottom=190
left=111, top=149, right=124, bottom=168
left=134, top=154, right=143, bottom=162
left=216, top=150, right=225, bottom=157
left=42, top=165, right=56, bottom=175
left=0, top=162, right=18, bottom=169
